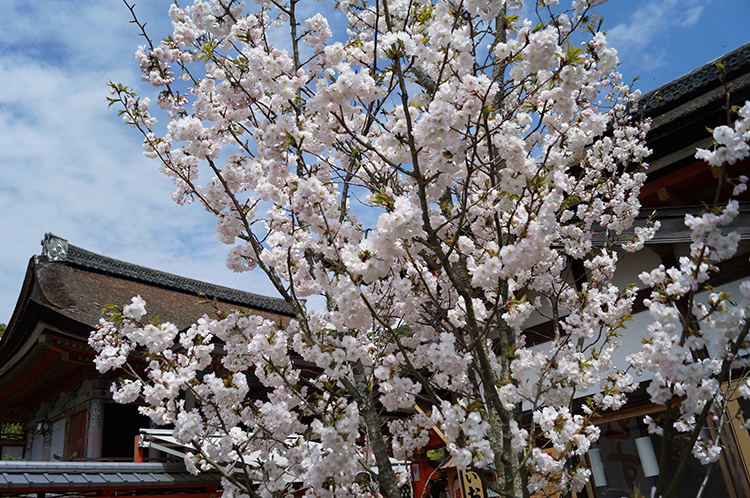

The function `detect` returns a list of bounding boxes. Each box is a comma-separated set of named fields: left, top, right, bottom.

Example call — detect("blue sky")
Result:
left=0, top=0, right=748, bottom=323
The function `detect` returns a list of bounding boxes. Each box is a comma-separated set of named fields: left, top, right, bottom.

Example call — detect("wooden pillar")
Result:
left=24, top=430, right=33, bottom=460
left=707, top=413, right=750, bottom=498
left=134, top=435, right=144, bottom=462
left=86, top=399, right=104, bottom=459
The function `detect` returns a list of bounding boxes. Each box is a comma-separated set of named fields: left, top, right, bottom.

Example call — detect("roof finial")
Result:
left=41, top=233, right=69, bottom=261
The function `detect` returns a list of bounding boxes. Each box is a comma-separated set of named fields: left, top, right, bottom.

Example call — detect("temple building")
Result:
left=0, top=233, right=294, bottom=497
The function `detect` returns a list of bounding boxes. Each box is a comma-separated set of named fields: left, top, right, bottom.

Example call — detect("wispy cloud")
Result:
left=681, top=5, right=704, bottom=28
left=639, top=50, right=668, bottom=72
left=606, top=0, right=708, bottom=62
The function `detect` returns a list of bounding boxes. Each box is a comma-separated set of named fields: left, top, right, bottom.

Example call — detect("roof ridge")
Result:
left=41, top=233, right=295, bottom=316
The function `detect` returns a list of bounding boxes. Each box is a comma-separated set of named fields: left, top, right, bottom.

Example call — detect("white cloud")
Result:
left=606, top=0, right=708, bottom=60
left=0, top=1, right=283, bottom=322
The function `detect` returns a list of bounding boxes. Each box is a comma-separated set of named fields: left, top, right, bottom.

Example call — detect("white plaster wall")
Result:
left=610, top=310, right=654, bottom=374
left=567, top=275, right=749, bottom=399
left=695, top=278, right=746, bottom=359
left=515, top=244, right=749, bottom=410
left=616, top=277, right=749, bottom=365
left=524, top=276, right=575, bottom=328
left=611, top=248, right=662, bottom=293
left=30, top=432, right=43, bottom=461
left=1, top=445, right=24, bottom=459
left=524, top=307, right=655, bottom=404
left=523, top=248, right=662, bottom=329
left=50, top=418, right=66, bottom=460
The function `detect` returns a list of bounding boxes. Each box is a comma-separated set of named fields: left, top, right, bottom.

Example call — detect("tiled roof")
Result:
left=0, top=461, right=219, bottom=489
left=40, top=233, right=295, bottom=320
left=639, top=41, right=750, bottom=115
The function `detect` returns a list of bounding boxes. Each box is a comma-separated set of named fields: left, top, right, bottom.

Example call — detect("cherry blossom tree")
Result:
left=92, top=0, right=750, bottom=497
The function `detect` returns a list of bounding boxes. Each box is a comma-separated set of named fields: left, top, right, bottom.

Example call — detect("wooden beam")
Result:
left=588, top=402, right=664, bottom=426
left=639, top=160, right=711, bottom=199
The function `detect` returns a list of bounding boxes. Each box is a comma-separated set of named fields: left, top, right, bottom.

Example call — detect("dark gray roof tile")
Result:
left=149, top=472, right=175, bottom=483
left=62, top=473, right=88, bottom=484
left=23, top=473, right=50, bottom=485
left=3, top=474, right=29, bottom=487
left=80, top=473, right=106, bottom=484
left=99, top=473, right=125, bottom=483
left=44, top=474, right=72, bottom=485
left=0, top=462, right=220, bottom=490
left=133, top=472, right=160, bottom=483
